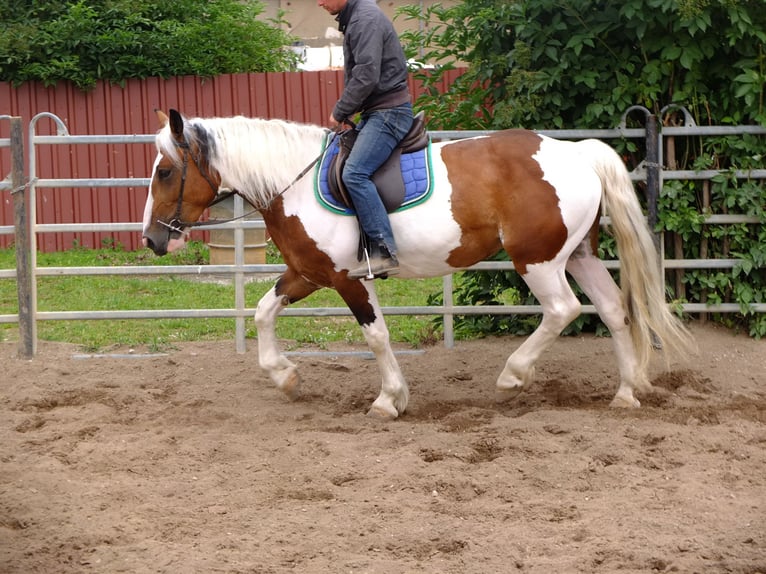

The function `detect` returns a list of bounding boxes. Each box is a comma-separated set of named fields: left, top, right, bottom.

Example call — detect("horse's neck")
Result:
left=213, top=118, right=326, bottom=208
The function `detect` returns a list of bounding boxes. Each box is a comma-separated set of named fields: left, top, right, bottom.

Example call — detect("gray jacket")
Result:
left=333, top=0, right=411, bottom=122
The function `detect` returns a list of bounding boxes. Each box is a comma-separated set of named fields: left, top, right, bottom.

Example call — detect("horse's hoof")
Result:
left=367, top=405, right=398, bottom=420
left=495, top=385, right=525, bottom=403
left=279, top=371, right=302, bottom=401
left=496, top=367, right=531, bottom=403
left=610, top=394, right=641, bottom=408
left=634, top=378, right=654, bottom=394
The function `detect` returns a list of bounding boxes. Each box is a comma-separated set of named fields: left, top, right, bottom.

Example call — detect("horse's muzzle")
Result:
left=142, top=233, right=168, bottom=256
left=143, top=226, right=187, bottom=256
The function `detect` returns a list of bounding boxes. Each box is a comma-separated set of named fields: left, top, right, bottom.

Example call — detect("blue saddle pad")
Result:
left=314, top=133, right=434, bottom=215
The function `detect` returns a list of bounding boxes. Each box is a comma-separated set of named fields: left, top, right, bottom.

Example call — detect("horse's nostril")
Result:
left=143, top=235, right=166, bottom=256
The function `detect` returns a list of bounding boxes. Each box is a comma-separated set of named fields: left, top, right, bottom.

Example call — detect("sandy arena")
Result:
left=1, top=323, right=764, bottom=573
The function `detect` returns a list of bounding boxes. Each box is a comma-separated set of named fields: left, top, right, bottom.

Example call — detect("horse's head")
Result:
left=142, top=109, right=220, bottom=255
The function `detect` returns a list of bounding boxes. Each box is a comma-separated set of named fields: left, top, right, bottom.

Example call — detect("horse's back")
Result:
left=301, top=129, right=606, bottom=278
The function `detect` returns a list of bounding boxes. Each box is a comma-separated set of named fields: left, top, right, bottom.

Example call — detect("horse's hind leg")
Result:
left=566, top=247, right=648, bottom=407
left=496, top=261, right=581, bottom=400
left=254, top=268, right=319, bottom=400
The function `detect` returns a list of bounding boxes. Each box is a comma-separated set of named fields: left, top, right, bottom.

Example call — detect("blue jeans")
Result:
left=342, top=103, right=414, bottom=255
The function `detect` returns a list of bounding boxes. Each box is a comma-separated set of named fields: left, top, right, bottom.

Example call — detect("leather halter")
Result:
left=156, top=140, right=226, bottom=234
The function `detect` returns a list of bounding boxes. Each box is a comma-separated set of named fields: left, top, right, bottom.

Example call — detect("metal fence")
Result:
left=2, top=110, right=764, bottom=358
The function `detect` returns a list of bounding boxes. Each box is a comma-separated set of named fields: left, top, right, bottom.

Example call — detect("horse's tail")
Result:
left=583, top=139, right=695, bottom=373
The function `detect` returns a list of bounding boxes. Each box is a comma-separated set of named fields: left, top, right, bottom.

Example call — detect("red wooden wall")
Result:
left=0, top=70, right=463, bottom=251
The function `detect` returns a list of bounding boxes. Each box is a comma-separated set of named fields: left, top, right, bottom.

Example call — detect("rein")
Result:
left=256, top=129, right=340, bottom=211
left=157, top=131, right=337, bottom=234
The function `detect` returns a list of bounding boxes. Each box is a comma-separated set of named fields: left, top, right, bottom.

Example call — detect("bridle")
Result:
left=156, top=129, right=340, bottom=235
left=156, top=140, right=230, bottom=235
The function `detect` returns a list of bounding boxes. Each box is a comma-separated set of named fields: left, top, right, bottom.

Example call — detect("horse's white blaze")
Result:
left=141, top=154, right=162, bottom=247
left=142, top=151, right=186, bottom=251
left=141, top=193, right=153, bottom=249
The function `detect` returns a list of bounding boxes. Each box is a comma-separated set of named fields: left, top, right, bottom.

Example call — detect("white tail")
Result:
left=585, top=139, right=695, bottom=373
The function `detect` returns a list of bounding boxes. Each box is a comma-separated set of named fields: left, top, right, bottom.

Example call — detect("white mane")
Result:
left=155, top=115, right=328, bottom=207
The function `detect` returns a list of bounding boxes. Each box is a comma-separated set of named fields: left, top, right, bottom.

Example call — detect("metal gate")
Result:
left=2, top=110, right=764, bottom=358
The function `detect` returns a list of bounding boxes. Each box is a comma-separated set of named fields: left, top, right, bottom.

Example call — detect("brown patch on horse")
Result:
left=262, top=198, right=378, bottom=325
left=275, top=268, right=321, bottom=304
left=441, top=130, right=569, bottom=275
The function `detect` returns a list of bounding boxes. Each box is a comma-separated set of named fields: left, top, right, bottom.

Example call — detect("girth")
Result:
left=327, top=111, right=429, bottom=213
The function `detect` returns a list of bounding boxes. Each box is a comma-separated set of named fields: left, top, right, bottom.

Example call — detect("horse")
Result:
left=142, top=109, right=693, bottom=419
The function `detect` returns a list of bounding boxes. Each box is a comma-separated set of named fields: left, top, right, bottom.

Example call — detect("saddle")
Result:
left=327, top=111, right=429, bottom=213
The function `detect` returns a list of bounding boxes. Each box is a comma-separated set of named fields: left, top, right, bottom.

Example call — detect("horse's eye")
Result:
left=157, top=168, right=172, bottom=180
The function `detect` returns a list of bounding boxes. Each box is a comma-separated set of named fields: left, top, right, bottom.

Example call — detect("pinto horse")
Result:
left=142, top=109, right=692, bottom=418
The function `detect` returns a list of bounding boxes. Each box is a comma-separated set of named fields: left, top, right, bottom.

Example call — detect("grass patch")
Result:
left=1, top=242, right=443, bottom=350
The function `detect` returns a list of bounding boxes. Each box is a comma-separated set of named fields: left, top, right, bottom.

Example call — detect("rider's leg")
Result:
left=343, top=103, right=413, bottom=279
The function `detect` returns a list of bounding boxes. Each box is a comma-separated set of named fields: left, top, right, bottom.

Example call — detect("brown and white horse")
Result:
left=142, top=109, right=693, bottom=418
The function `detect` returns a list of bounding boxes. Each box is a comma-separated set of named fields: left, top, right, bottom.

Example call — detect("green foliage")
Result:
left=0, top=0, right=298, bottom=90
left=399, top=0, right=766, bottom=129
left=665, top=135, right=766, bottom=337
left=398, top=2, right=500, bottom=129
left=400, top=0, right=766, bottom=338
left=655, top=130, right=766, bottom=338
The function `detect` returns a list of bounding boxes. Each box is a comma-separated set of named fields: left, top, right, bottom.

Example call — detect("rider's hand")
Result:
left=329, top=114, right=354, bottom=132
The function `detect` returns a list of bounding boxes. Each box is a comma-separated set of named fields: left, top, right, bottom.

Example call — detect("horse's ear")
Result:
left=155, top=109, right=168, bottom=128
left=168, top=109, right=185, bottom=142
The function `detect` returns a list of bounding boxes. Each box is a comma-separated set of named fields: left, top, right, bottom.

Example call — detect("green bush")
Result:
left=400, top=0, right=765, bottom=129
left=0, top=0, right=298, bottom=90
left=399, top=0, right=766, bottom=338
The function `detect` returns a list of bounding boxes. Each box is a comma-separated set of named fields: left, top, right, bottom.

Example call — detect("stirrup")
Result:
left=348, top=253, right=399, bottom=280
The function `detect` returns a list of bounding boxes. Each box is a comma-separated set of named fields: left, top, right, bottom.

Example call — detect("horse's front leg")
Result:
left=254, top=269, right=319, bottom=400
left=337, top=279, right=409, bottom=419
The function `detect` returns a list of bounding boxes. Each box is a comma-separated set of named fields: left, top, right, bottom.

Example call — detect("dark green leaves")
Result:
left=0, top=0, right=298, bottom=89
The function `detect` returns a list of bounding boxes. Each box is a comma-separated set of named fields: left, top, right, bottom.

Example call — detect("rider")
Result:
left=318, top=0, right=414, bottom=279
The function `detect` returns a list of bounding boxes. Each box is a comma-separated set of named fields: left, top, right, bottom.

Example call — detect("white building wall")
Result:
left=260, top=1, right=459, bottom=47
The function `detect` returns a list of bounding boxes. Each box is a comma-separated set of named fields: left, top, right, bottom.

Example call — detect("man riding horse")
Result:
left=318, top=0, right=414, bottom=279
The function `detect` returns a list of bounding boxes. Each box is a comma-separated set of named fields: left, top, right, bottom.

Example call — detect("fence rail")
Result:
left=2, top=111, right=764, bottom=358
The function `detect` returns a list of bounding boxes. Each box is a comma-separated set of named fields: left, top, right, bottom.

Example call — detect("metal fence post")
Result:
left=645, top=114, right=661, bottom=252
left=442, top=273, right=454, bottom=349
left=233, top=194, right=247, bottom=354
left=9, top=117, right=35, bottom=357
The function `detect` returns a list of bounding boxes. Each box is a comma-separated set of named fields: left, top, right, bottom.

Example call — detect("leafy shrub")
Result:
left=0, top=0, right=298, bottom=90
left=400, top=0, right=765, bottom=129
left=399, top=0, right=766, bottom=338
